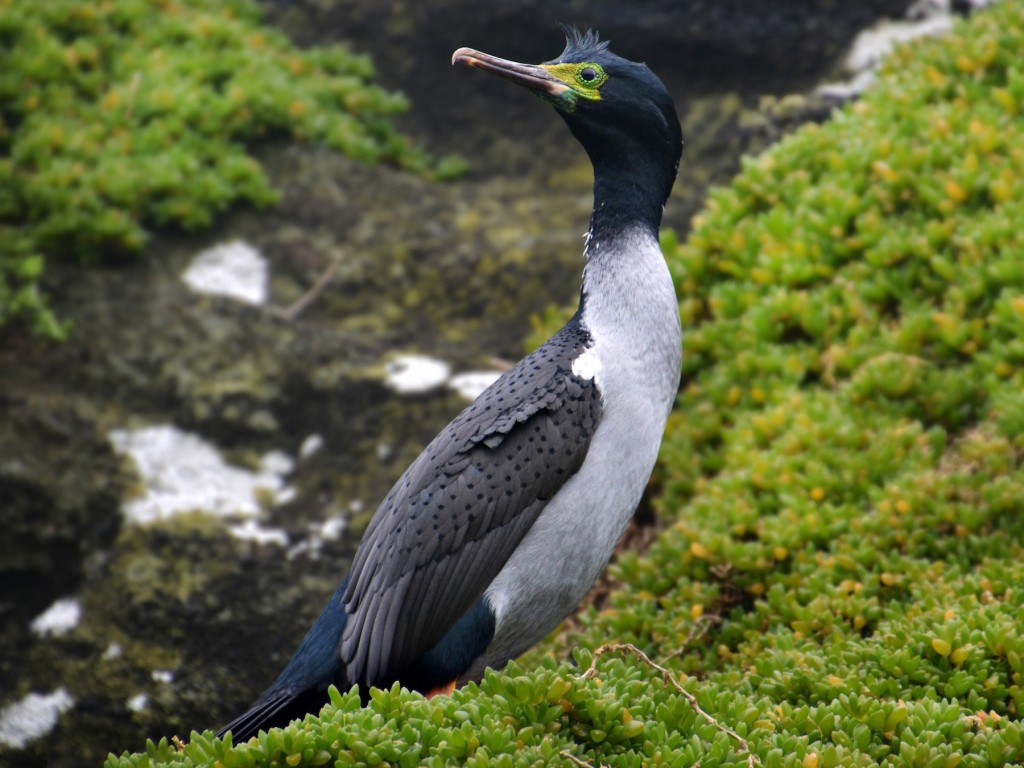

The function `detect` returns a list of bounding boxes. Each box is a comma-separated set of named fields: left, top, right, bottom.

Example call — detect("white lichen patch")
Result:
left=30, top=598, right=81, bottom=638
left=102, top=643, right=123, bottom=661
left=228, top=519, right=289, bottom=547
left=819, top=4, right=954, bottom=98
left=298, top=433, right=324, bottom=460
left=318, top=515, right=346, bottom=541
left=0, top=689, right=74, bottom=749
left=181, top=240, right=268, bottom=305
left=286, top=514, right=347, bottom=560
left=260, top=451, right=298, bottom=505
left=151, top=670, right=174, bottom=684
left=385, top=355, right=451, bottom=394
left=126, top=693, right=149, bottom=713
left=844, top=15, right=952, bottom=73
left=274, top=485, right=298, bottom=505
left=259, top=450, right=295, bottom=477
left=448, top=371, right=502, bottom=401
left=108, top=425, right=292, bottom=525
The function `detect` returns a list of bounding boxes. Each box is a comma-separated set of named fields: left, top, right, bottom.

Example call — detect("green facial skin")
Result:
left=452, top=48, right=608, bottom=113
left=541, top=61, right=608, bottom=111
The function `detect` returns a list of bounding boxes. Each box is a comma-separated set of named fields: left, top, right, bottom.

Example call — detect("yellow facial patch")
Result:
left=541, top=62, right=608, bottom=102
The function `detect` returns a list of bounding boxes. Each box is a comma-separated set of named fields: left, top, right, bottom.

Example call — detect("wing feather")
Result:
left=340, top=319, right=601, bottom=687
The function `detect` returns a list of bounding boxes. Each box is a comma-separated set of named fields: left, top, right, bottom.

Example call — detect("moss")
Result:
left=105, top=2, right=1024, bottom=766
left=0, top=0, right=454, bottom=338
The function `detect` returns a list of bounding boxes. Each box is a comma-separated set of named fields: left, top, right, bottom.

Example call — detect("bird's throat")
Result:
left=586, top=156, right=671, bottom=248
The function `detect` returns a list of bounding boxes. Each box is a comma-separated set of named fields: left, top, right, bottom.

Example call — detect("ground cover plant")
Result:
left=0, top=0, right=456, bottom=338
left=106, top=2, right=1024, bottom=766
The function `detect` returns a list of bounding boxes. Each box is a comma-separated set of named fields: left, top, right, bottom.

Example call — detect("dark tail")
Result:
left=216, top=576, right=351, bottom=742
left=215, top=686, right=331, bottom=743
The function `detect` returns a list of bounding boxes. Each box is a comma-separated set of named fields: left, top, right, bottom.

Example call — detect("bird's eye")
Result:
left=580, top=67, right=598, bottom=83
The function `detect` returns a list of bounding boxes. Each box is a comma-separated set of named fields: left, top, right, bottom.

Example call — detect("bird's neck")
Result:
left=575, top=144, right=680, bottom=339
left=577, top=168, right=677, bottom=336
left=585, top=153, right=671, bottom=248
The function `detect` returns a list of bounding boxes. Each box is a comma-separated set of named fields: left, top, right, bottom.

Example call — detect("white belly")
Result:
left=472, top=397, right=662, bottom=674
left=464, top=223, right=682, bottom=682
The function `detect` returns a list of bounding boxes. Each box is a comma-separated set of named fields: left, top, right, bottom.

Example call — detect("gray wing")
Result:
left=340, top=320, right=602, bottom=687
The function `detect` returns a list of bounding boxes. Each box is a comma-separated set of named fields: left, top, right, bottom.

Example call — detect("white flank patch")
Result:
left=30, top=598, right=81, bottom=638
left=126, top=694, right=149, bottom=713
left=181, top=240, right=268, bottom=305
left=571, top=346, right=602, bottom=381
left=108, top=425, right=292, bottom=525
left=228, top=519, right=289, bottom=547
left=448, top=371, right=502, bottom=401
left=384, top=355, right=451, bottom=394
left=0, top=689, right=75, bottom=749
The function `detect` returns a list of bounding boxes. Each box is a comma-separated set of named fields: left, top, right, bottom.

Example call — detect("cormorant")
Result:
left=218, top=27, right=682, bottom=742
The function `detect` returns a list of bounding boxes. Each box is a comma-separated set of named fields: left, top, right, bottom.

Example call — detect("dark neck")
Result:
left=586, top=149, right=674, bottom=247
left=577, top=153, right=672, bottom=313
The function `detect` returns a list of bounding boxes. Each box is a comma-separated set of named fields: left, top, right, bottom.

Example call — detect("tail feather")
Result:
left=213, top=580, right=497, bottom=741
left=216, top=686, right=329, bottom=742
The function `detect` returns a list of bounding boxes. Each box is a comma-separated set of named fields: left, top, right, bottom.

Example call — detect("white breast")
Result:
left=466, top=225, right=682, bottom=680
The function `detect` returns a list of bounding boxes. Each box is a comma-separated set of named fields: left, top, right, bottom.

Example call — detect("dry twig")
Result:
left=559, top=749, right=606, bottom=768
left=275, top=250, right=346, bottom=321
left=669, top=563, right=743, bottom=657
left=673, top=614, right=722, bottom=657
left=583, top=643, right=760, bottom=768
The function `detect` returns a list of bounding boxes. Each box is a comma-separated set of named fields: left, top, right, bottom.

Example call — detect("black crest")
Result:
left=555, top=24, right=610, bottom=62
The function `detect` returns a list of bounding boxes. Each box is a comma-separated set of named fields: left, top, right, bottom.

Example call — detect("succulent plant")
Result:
left=0, top=0, right=454, bottom=338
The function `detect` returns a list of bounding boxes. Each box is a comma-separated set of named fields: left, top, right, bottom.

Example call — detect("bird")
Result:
left=217, top=26, right=683, bottom=742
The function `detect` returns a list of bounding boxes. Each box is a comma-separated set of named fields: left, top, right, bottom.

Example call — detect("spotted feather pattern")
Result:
left=341, top=314, right=602, bottom=687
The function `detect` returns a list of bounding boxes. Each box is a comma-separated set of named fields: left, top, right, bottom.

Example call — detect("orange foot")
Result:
left=425, top=680, right=457, bottom=699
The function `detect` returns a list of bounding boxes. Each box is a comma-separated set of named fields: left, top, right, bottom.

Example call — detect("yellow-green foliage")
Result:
left=0, top=0, right=458, bottom=338
left=106, top=3, right=1024, bottom=766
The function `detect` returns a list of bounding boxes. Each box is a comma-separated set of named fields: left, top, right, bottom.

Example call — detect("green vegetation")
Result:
left=105, top=2, right=1024, bottom=766
left=0, top=0, right=461, bottom=338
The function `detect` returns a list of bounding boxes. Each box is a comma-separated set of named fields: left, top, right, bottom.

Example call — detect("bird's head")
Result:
left=453, top=27, right=682, bottom=212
